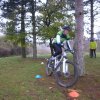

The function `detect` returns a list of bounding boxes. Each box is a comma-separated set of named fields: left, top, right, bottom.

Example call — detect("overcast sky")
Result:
left=0, top=0, right=100, bottom=39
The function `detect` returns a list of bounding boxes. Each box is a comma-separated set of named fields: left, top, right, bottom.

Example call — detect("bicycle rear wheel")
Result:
left=46, top=58, right=54, bottom=76
left=54, top=61, right=78, bottom=88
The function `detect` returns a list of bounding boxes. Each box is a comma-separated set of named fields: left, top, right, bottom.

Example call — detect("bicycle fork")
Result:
left=62, top=52, right=68, bottom=74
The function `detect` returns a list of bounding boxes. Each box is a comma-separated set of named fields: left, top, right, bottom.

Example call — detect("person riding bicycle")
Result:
left=51, top=25, right=72, bottom=60
left=46, top=25, right=78, bottom=87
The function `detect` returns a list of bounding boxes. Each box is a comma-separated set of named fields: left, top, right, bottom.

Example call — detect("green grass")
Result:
left=0, top=53, right=100, bottom=100
left=0, top=56, right=65, bottom=100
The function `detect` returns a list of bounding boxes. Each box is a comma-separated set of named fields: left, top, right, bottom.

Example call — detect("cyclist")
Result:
left=51, top=25, right=72, bottom=60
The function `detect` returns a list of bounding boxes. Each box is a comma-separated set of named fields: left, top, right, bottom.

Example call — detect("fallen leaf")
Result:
left=49, top=87, right=53, bottom=90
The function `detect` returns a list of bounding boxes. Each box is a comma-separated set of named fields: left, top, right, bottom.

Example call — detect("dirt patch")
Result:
left=34, top=59, right=100, bottom=100
left=61, top=75, right=100, bottom=100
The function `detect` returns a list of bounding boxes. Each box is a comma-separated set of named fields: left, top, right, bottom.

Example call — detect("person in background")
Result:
left=89, top=39, right=97, bottom=58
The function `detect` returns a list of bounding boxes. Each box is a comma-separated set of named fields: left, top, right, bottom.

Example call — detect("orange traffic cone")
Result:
left=68, top=90, right=80, bottom=100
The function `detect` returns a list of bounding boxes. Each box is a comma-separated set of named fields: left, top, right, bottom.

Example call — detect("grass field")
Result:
left=0, top=53, right=100, bottom=100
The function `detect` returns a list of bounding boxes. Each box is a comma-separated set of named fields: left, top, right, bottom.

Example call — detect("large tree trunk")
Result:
left=74, top=0, right=85, bottom=76
left=21, top=0, right=26, bottom=58
left=31, top=0, right=37, bottom=59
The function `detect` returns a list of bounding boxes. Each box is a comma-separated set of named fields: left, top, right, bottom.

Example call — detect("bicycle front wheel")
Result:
left=54, top=61, right=78, bottom=88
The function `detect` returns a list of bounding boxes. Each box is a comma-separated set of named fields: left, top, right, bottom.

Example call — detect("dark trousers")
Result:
left=90, top=49, right=96, bottom=58
left=52, top=43, right=62, bottom=57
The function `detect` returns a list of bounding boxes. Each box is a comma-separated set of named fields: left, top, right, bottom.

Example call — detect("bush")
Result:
left=10, top=47, right=21, bottom=55
left=0, top=47, right=11, bottom=57
left=0, top=36, right=31, bottom=57
left=0, top=36, right=22, bottom=57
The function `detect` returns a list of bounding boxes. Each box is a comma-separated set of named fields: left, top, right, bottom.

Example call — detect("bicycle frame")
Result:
left=54, top=47, right=70, bottom=74
left=46, top=44, right=78, bottom=88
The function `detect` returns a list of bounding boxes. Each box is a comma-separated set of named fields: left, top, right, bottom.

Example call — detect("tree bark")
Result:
left=74, top=0, right=85, bottom=76
left=21, top=0, right=26, bottom=58
left=90, top=0, right=94, bottom=41
left=31, top=0, right=37, bottom=59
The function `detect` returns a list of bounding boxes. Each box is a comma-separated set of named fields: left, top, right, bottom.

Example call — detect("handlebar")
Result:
left=61, top=45, right=74, bottom=54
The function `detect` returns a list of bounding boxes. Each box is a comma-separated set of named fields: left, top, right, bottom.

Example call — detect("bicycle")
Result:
left=46, top=45, right=78, bottom=88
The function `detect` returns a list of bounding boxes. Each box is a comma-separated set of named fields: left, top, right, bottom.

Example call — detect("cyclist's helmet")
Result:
left=62, top=25, right=71, bottom=31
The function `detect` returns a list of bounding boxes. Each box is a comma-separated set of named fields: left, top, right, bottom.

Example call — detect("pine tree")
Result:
left=0, top=0, right=29, bottom=58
